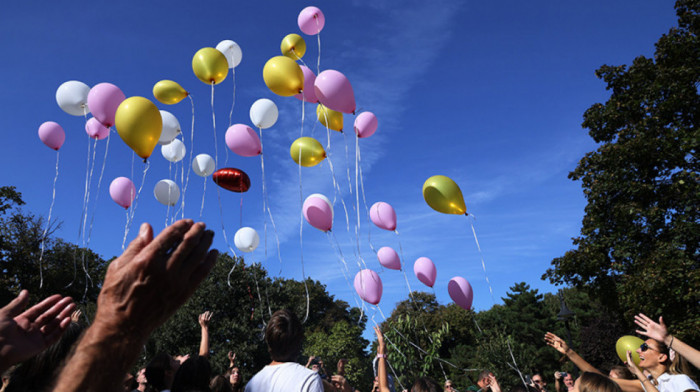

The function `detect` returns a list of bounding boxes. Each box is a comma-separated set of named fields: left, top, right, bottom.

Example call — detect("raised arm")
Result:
left=544, top=332, right=602, bottom=375
left=198, top=311, right=212, bottom=357
left=53, top=220, right=217, bottom=392
left=635, top=314, right=700, bottom=370
left=375, top=326, right=390, bottom=392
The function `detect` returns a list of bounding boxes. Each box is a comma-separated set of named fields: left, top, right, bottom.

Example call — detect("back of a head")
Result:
left=146, top=352, right=172, bottom=391
left=266, top=309, right=303, bottom=362
left=171, top=356, right=211, bottom=392
left=210, top=375, right=233, bottom=392
left=411, top=377, right=442, bottom=392
left=609, top=365, right=634, bottom=380
left=579, top=372, right=621, bottom=392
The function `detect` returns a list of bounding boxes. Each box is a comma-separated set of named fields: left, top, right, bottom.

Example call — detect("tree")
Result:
left=544, top=0, right=700, bottom=346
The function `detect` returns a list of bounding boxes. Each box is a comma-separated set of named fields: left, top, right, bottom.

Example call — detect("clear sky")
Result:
left=0, top=0, right=678, bottom=337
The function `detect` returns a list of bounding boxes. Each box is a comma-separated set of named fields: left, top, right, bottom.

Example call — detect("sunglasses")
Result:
left=640, top=343, right=658, bottom=352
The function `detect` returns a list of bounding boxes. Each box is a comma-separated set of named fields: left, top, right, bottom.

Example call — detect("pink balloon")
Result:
left=303, top=194, right=333, bottom=232
left=294, top=65, right=319, bottom=103
left=85, top=117, right=110, bottom=140
left=87, top=83, right=125, bottom=127
left=109, top=177, right=135, bottom=209
left=353, top=269, right=383, bottom=305
left=370, top=201, right=396, bottom=231
left=414, top=257, right=437, bottom=288
left=38, top=121, right=65, bottom=151
left=314, top=70, right=356, bottom=114
left=297, top=6, right=325, bottom=35
left=377, top=247, right=401, bottom=271
left=448, top=276, right=474, bottom=310
left=354, top=111, right=377, bottom=138
left=225, top=124, right=261, bottom=157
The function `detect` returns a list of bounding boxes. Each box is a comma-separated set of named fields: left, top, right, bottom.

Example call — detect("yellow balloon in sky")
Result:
left=263, top=56, right=304, bottom=97
left=192, top=47, right=229, bottom=85
left=153, top=80, right=188, bottom=105
left=281, top=33, right=306, bottom=59
left=316, top=104, right=343, bottom=132
left=615, top=336, right=644, bottom=366
left=115, top=97, right=162, bottom=160
left=290, top=137, right=326, bottom=167
left=422, top=175, right=467, bottom=215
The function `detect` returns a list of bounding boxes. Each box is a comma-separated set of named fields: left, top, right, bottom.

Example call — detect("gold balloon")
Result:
left=281, top=33, right=306, bottom=59
left=290, top=137, right=326, bottom=167
left=153, top=80, right=188, bottom=105
left=263, top=56, right=304, bottom=97
left=422, top=175, right=467, bottom=215
left=192, top=47, right=229, bottom=85
left=316, top=104, right=343, bottom=132
left=115, top=97, right=162, bottom=160
left=615, top=336, right=644, bottom=366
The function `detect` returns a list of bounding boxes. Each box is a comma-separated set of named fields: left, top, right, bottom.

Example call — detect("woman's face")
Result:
left=230, top=367, right=240, bottom=385
left=636, top=339, right=664, bottom=370
left=564, top=374, right=574, bottom=388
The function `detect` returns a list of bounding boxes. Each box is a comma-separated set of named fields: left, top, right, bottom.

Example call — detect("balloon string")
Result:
left=468, top=217, right=496, bottom=304
left=199, top=178, right=207, bottom=219
left=326, top=231, right=363, bottom=311
left=357, top=147, right=377, bottom=254
left=266, top=204, right=283, bottom=275
left=353, top=132, right=361, bottom=256
left=182, top=95, right=196, bottom=220
left=81, top=138, right=98, bottom=244
left=166, top=162, right=173, bottom=228
left=211, top=83, right=218, bottom=168
left=298, top=95, right=310, bottom=325
left=316, top=19, right=321, bottom=75
left=239, top=193, right=243, bottom=228
left=216, top=187, right=239, bottom=260
left=122, top=161, right=150, bottom=251
left=260, top=129, right=283, bottom=274
left=38, top=151, right=60, bottom=289
left=78, top=135, right=92, bottom=239
left=225, top=68, right=236, bottom=167
left=321, top=111, right=351, bottom=232
left=130, top=151, right=135, bottom=186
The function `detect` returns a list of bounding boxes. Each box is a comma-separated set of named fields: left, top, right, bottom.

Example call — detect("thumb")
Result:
left=122, top=223, right=153, bottom=259
left=3, top=290, right=29, bottom=318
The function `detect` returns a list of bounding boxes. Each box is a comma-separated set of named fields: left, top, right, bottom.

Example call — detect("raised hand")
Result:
left=199, top=311, right=213, bottom=328
left=634, top=314, right=667, bottom=343
left=545, top=332, right=570, bottom=354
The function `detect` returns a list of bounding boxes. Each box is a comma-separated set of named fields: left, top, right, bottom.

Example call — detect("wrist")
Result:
left=665, top=335, right=673, bottom=347
left=376, top=353, right=386, bottom=358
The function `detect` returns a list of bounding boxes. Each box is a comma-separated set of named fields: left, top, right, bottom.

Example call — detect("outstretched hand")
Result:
left=199, top=311, right=213, bottom=328
left=545, top=332, right=570, bottom=354
left=634, top=314, right=668, bottom=343
left=374, top=326, right=386, bottom=355
left=0, top=290, right=75, bottom=372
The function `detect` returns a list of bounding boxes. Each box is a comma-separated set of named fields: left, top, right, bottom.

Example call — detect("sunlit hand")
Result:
left=634, top=314, right=668, bottom=343
left=625, top=350, right=644, bottom=380
left=545, top=332, right=570, bottom=354
left=374, top=326, right=386, bottom=355
left=489, top=374, right=501, bottom=392
left=199, top=311, right=212, bottom=328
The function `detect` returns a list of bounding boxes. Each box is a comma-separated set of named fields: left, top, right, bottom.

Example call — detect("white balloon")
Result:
left=249, top=99, right=279, bottom=129
left=56, top=81, right=91, bottom=116
left=154, top=179, right=180, bottom=206
left=234, top=227, right=260, bottom=253
left=192, top=154, right=215, bottom=177
left=216, top=40, right=242, bottom=69
left=158, top=111, right=181, bottom=145
left=161, top=139, right=186, bottom=163
left=307, top=193, right=334, bottom=220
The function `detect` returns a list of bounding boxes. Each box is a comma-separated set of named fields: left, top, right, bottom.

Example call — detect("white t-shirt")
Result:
left=245, top=362, right=323, bottom=392
left=656, top=373, right=699, bottom=392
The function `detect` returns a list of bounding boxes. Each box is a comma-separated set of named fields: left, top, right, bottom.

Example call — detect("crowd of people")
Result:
left=0, top=220, right=697, bottom=392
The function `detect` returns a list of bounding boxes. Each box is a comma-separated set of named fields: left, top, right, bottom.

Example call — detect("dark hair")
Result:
left=478, top=370, right=493, bottom=381
left=510, top=385, right=539, bottom=392
left=411, top=377, right=442, bottom=392
left=6, top=322, right=85, bottom=392
left=146, top=352, right=173, bottom=391
left=579, top=372, right=621, bottom=392
left=210, top=375, right=232, bottom=392
left=609, top=366, right=634, bottom=380
left=171, top=356, right=211, bottom=392
left=265, top=309, right=303, bottom=362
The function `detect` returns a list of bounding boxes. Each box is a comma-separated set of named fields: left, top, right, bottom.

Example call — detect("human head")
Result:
left=445, top=379, right=454, bottom=390
left=210, top=375, right=233, bottom=392
left=563, top=373, right=574, bottom=387
left=170, top=355, right=211, bottom=392
left=146, top=352, right=176, bottom=391
left=477, top=370, right=494, bottom=389
left=265, top=309, right=304, bottom=362
left=573, top=372, right=620, bottom=392
left=228, top=366, right=241, bottom=386
left=412, top=377, right=442, bottom=392
left=532, top=373, right=546, bottom=390
left=608, top=366, right=633, bottom=380
left=635, top=339, right=670, bottom=371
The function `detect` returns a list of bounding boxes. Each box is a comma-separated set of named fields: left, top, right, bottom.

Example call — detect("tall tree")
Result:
left=544, top=0, right=700, bottom=345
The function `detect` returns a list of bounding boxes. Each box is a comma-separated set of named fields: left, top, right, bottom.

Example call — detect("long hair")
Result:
left=578, top=372, right=621, bottom=392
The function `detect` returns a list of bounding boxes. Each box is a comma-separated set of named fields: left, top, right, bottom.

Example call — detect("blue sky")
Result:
left=0, top=1, right=678, bottom=337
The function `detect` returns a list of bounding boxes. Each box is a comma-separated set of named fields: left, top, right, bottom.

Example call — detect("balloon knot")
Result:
left=143, top=158, right=148, bottom=164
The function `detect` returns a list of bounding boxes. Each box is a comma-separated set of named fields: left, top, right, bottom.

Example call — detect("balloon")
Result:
left=263, top=56, right=304, bottom=97
left=115, top=97, right=162, bottom=160
left=38, top=121, right=65, bottom=151
left=354, top=111, right=378, bottom=138
left=377, top=247, right=401, bottom=271
left=216, top=40, right=242, bottom=69
left=234, top=227, right=260, bottom=253
left=353, top=269, right=382, bottom=305
left=192, top=47, right=228, bottom=85
left=448, top=277, right=474, bottom=310
left=249, top=99, right=279, bottom=129
left=192, top=154, right=215, bottom=177
left=154, top=179, right=180, bottom=206
left=616, top=336, right=644, bottom=366
left=153, top=80, right=188, bottom=105
left=370, top=201, right=397, bottom=231
left=56, top=80, right=90, bottom=116
left=213, top=168, right=250, bottom=193
left=314, top=70, right=356, bottom=114
left=294, top=65, right=319, bottom=103
left=422, top=175, right=467, bottom=215
left=87, top=83, right=125, bottom=127
left=225, top=124, right=261, bottom=157
left=316, top=104, right=343, bottom=132
left=281, top=33, right=306, bottom=59
left=290, top=137, right=326, bottom=167
left=414, top=257, right=437, bottom=288
left=158, top=111, right=181, bottom=145
left=161, top=139, right=186, bottom=163
left=85, top=117, right=109, bottom=140
left=298, top=6, right=325, bottom=35
left=303, top=193, right=333, bottom=232
left=109, top=177, right=135, bottom=209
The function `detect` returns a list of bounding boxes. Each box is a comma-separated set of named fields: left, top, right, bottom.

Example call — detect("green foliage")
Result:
left=543, top=0, right=700, bottom=346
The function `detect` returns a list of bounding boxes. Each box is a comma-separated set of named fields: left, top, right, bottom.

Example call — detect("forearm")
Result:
left=666, top=335, right=700, bottom=369
left=555, top=380, right=562, bottom=392
left=565, top=349, right=602, bottom=375
left=613, top=379, right=645, bottom=392
left=53, top=323, right=145, bottom=392
left=199, top=327, right=209, bottom=357
left=377, top=357, right=390, bottom=392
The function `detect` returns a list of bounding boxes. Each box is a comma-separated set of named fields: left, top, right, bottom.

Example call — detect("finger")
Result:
left=3, top=290, right=30, bottom=318
left=120, top=223, right=154, bottom=264
left=20, top=294, right=62, bottom=321
left=187, top=249, right=218, bottom=293
left=658, top=316, right=665, bottom=327
left=34, top=297, right=74, bottom=326
left=43, top=316, right=72, bottom=347
left=56, top=301, right=76, bottom=321
left=143, top=220, right=195, bottom=264
left=171, top=226, right=211, bottom=274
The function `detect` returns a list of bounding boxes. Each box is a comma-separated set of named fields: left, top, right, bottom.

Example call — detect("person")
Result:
left=224, top=351, right=243, bottom=392
left=198, top=311, right=213, bottom=357
left=573, top=372, right=621, bottom=392
left=53, top=220, right=218, bottom=392
left=145, top=352, right=188, bottom=391
left=375, top=326, right=391, bottom=392
left=444, top=380, right=458, bottom=392
left=244, top=309, right=323, bottom=392
left=411, top=378, right=443, bottom=392
left=555, top=372, right=574, bottom=392
left=477, top=371, right=495, bottom=392
left=133, top=368, right=147, bottom=392
left=210, top=375, right=233, bottom=392
left=532, top=373, right=547, bottom=392
left=0, top=290, right=75, bottom=374
left=171, top=355, right=211, bottom=392
left=634, top=314, right=700, bottom=370
left=608, top=366, right=634, bottom=380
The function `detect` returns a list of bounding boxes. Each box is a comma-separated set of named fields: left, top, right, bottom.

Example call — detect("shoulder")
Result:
left=659, top=374, right=699, bottom=392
